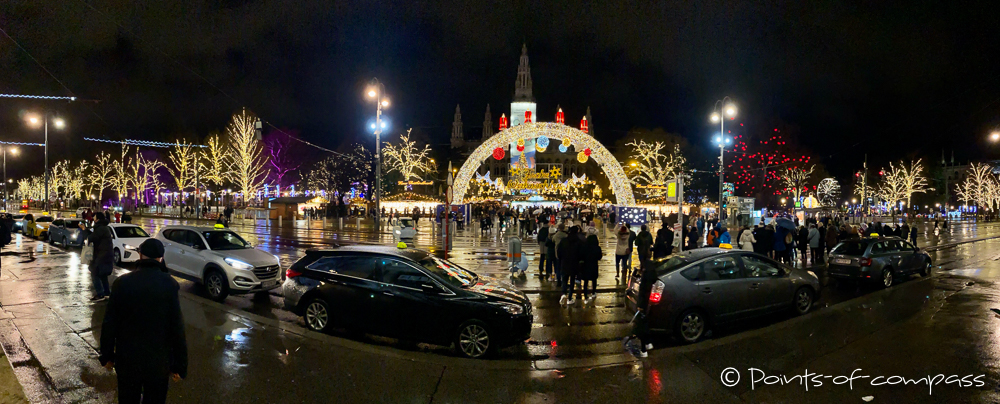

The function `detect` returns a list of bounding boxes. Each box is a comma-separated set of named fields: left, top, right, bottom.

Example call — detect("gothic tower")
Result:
left=585, top=106, right=593, bottom=137
left=451, top=104, right=464, bottom=148
left=482, top=104, right=493, bottom=140
left=510, top=44, right=537, bottom=127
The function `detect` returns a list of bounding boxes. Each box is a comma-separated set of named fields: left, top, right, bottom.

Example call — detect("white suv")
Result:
left=155, top=225, right=281, bottom=301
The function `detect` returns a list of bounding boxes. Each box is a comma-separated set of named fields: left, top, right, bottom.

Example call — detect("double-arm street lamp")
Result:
left=710, top=97, right=737, bottom=219
left=367, top=79, right=390, bottom=230
left=25, top=113, right=65, bottom=212
left=2, top=147, right=18, bottom=211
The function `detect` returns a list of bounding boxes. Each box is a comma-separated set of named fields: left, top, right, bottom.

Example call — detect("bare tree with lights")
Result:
left=167, top=140, right=200, bottom=195
left=623, top=139, right=686, bottom=198
left=896, top=158, right=933, bottom=208
left=225, top=110, right=269, bottom=204
left=89, top=152, right=115, bottom=205
left=777, top=165, right=815, bottom=205
left=955, top=163, right=995, bottom=214
left=303, top=144, right=373, bottom=198
left=112, top=143, right=130, bottom=207
left=381, top=129, right=436, bottom=184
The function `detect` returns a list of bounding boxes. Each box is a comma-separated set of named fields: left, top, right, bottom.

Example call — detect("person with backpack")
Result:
left=614, top=224, right=631, bottom=280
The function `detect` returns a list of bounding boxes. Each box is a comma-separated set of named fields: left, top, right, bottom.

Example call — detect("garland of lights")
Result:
left=84, top=137, right=208, bottom=148
left=0, top=94, right=76, bottom=101
left=450, top=122, right=636, bottom=206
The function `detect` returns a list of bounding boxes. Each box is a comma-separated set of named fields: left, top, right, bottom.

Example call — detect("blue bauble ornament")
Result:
left=558, top=144, right=568, bottom=153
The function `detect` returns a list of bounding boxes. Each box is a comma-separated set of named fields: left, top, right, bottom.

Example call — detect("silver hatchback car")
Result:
left=626, top=248, right=821, bottom=344
left=827, top=236, right=932, bottom=288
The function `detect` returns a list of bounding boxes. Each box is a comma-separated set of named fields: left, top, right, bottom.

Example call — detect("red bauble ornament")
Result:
left=517, top=145, right=525, bottom=152
left=584, top=148, right=592, bottom=156
left=493, top=147, right=505, bottom=160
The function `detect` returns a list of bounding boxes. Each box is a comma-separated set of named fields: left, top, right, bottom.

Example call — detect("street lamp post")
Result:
left=368, top=79, right=390, bottom=232
left=710, top=97, right=736, bottom=222
left=26, top=114, right=64, bottom=213
left=2, top=147, right=17, bottom=211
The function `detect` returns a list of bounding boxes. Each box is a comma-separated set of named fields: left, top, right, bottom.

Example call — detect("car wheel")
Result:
left=881, top=268, right=894, bottom=288
left=920, top=260, right=932, bottom=277
left=114, top=248, right=122, bottom=265
left=455, top=320, right=493, bottom=359
left=303, top=298, right=332, bottom=332
left=675, top=309, right=708, bottom=344
left=62, top=237, right=68, bottom=247
left=204, top=270, right=230, bottom=301
left=794, top=287, right=814, bottom=315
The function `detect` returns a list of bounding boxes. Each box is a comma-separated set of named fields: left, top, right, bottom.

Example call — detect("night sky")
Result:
left=3, top=0, right=1000, bottom=181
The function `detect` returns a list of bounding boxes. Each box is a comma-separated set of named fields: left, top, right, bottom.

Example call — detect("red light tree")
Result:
left=723, top=124, right=822, bottom=203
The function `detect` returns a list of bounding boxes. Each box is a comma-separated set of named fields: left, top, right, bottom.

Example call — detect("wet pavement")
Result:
left=2, top=218, right=1000, bottom=402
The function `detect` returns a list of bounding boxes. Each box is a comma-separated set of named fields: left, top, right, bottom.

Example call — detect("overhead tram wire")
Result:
left=75, top=0, right=352, bottom=159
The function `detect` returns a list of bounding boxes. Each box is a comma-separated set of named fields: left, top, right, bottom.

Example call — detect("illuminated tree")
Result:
left=112, top=143, right=130, bottom=206
left=875, top=167, right=907, bottom=208
left=623, top=139, right=686, bottom=197
left=202, top=133, right=231, bottom=190
left=777, top=165, right=815, bottom=203
left=816, top=178, right=841, bottom=207
left=67, top=160, right=90, bottom=203
left=955, top=163, right=994, bottom=211
left=896, top=158, right=933, bottom=207
left=381, top=129, right=436, bottom=184
left=89, top=152, right=115, bottom=203
left=225, top=109, right=269, bottom=202
left=167, top=140, right=200, bottom=194
left=725, top=131, right=813, bottom=198
left=304, top=144, right=373, bottom=197
left=264, top=129, right=305, bottom=187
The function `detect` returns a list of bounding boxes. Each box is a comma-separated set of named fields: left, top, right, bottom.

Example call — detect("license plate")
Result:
left=833, top=258, right=851, bottom=265
left=262, top=280, right=277, bottom=288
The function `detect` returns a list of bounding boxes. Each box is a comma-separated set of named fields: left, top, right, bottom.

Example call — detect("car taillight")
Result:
left=285, top=268, right=302, bottom=278
left=859, top=257, right=872, bottom=267
left=649, top=280, right=665, bottom=304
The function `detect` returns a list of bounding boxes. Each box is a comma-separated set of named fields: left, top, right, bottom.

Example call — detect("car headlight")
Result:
left=70, top=233, right=78, bottom=240
left=492, top=302, right=524, bottom=315
left=123, top=244, right=137, bottom=250
left=224, top=258, right=254, bottom=270
left=807, top=270, right=818, bottom=280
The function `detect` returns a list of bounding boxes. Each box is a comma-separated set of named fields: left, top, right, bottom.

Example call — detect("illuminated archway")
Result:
left=452, top=122, right=636, bottom=206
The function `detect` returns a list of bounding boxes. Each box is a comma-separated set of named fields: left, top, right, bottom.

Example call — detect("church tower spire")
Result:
left=450, top=104, right=464, bottom=148
left=513, top=43, right=534, bottom=102
left=482, top=104, right=493, bottom=140
left=585, top=106, right=593, bottom=137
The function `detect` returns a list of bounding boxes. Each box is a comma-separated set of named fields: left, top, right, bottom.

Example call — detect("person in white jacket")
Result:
left=739, top=226, right=756, bottom=251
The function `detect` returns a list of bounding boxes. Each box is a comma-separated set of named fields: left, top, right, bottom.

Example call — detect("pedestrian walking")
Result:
left=581, top=233, right=602, bottom=304
left=739, top=226, right=756, bottom=251
left=808, top=224, right=822, bottom=264
left=87, top=212, right=115, bottom=302
left=551, top=224, right=568, bottom=285
left=718, top=226, right=731, bottom=245
left=557, top=226, right=584, bottom=305
left=615, top=224, right=629, bottom=281
left=536, top=222, right=549, bottom=277
left=797, top=225, right=809, bottom=264
left=99, top=239, right=187, bottom=404
left=909, top=226, right=918, bottom=246
left=635, top=224, right=654, bottom=270
left=826, top=224, right=840, bottom=255
left=652, top=224, right=671, bottom=259
left=774, top=226, right=790, bottom=264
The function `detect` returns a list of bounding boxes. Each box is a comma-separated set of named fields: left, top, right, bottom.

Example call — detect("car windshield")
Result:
left=13, top=215, right=23, bottom=219
left=418, top=257, right=478, bottom=288
left=202, top=231, right=251, bottom=250
left=36, top=217, right=53, bottom=223
left=115, top=226, right=150, bottom=238
left=832, top=241, right=868, bottom=256
left=65, top=220, right=84, bottom=227
left=400, top=219, right=414, bottom=228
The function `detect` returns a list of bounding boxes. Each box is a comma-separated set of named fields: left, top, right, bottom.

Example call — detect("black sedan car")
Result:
left=282, top=245, right=532, bottom=359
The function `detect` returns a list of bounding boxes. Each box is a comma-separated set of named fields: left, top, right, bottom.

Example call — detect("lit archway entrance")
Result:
left=452, top=122, right=636, bottom=206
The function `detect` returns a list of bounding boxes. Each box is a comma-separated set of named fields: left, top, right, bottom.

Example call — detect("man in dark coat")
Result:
left=557, top=226, right=584, bottom=305
left=88, top=213, right=115, bottom=301
left=635, top=224, right=654, bottom=269
left=100, top=239, right=187, bottom=404
left=536, top=223, right=550, bottom=277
